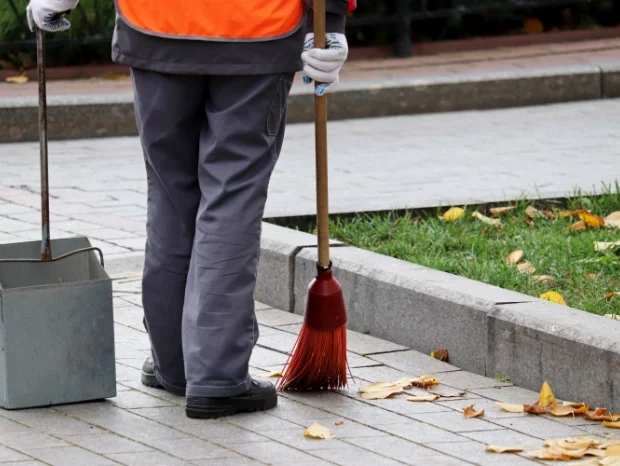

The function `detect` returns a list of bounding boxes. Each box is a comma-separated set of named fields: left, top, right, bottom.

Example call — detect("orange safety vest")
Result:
left=115, top=0, right=305, bottom=41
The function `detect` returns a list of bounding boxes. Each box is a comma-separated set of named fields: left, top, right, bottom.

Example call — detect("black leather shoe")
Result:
left=186, top=379, right=277, bottom=419
left=141, top=357, right=161, bottom=389
left=141, top=357, right=186, bottom=396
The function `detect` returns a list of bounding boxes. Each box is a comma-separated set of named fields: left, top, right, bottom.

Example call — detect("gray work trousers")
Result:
left=131, top=68, right=294, bottom=397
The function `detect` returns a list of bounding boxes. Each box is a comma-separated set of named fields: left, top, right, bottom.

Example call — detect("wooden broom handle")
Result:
left=313, top=0, right=330, bottom=269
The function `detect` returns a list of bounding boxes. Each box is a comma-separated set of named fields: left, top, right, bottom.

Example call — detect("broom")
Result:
left=277, top=0, right=349, bottom=391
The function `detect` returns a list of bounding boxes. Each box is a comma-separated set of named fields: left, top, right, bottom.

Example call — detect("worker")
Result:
left=27, top=0, right=355, bottom=418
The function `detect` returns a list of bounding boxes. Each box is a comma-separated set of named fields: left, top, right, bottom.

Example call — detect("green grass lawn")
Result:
left=328, top=188, right=620, bottom=316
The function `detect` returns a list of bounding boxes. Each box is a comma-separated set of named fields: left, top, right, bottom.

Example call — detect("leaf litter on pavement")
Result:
left=488, top=381, right=620, bottom=462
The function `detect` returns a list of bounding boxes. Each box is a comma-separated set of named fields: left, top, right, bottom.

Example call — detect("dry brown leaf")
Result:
left=256, top=370, right=282, bottom=378
left=543, top=210, right=556, bottom=220
left=472, top=211, right=501, bottom=226
left=485, top=445, right=524, bottom=453
left=540, top=291, right=567, bottom=306
left=408, top=376, right=440, bottom=388
left=490, top=206, right=516, bottom=217
left=430, top=348, right=449, bottom=362
left=524, top=217, right=535, bottom=227
left=604, top=212, right=620, bottom=229
left=586, top=409, right=620, bottom=422
left=524, top=401, right=547, bottom=415
left=570, top=220, right=587, bottom=231
left=517, top=262, right=536, bottom=275
left=359, top=382, right=403, bottom=400
left=578, top=211, right=605, bottom=229
left=335, top=420, right=344, bottom=425
left=505, top=249, right=524, bottom=265
left=532, top=275, right=556, bottom=284
left=606, top=292, right=620, bottom=300
left=463, top=405, right=484, bottom=418
left=407, top=394, right=439, bottom=402
left=540, top=381, right=558, bottom=407
left=602, top=421, right=620, bottom=429
left=595, top=242, right=620, bottom=252
left=496, top=402, right=525, bottom=413
left=442, top=207, right=464, bottom=221
left=526, top=206, right=544, bottom=218
left=303, top=423, right=336, bottom=439
left=5, top=75, right=28, bottom=84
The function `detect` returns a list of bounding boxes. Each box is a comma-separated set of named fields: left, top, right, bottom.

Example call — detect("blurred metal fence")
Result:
left=0, top=0, right=599, bottom=56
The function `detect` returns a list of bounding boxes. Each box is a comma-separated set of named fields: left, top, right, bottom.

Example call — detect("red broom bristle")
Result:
left=277, top=323, right=348, bottom=391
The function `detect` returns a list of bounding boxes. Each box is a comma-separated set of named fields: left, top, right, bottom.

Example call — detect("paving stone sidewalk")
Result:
left=0, top=273, right=617, bottom=466
left=1, top=99, right=620, bottom=261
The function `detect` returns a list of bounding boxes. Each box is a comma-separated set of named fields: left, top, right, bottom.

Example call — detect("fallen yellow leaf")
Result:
left=359, top=382, right=404, bottom=400
left=603, top=421, right=620, bottom=429
left=490, top=206, right=516, bottom=217
left=526, top=448, right=574, bottom=460
left=595, top=241, right=620, bottom=251
left=604, top=212, right=620, bottom=229
left=539, top=381, right=557, bottom=408
left=463, top=405, right=484, bottom=418
left=407, top=394, right=439, bottom=402
left=604, top=314, right=620, bottom=321
left=570, top=460, right=605, bottom=466
left=101, top=73, right=129, bottom=80
left=586, top=409, right=620, bottom=422
left=526, top=206, right=545, bottom=218
left=554, top=437, right=600, bottom=450
left=485, top=445, right=524, bottom=453
left=442, top=207, right=464, bottom=221
left=606, top=292, right=620, bottom=300
left=517, top=262, right=536, bottom=275
left=335, top=420, right=344, bottom=426
left=578, top=211, right=605, bottom=228
left=607, top=445, right=620, bottom=456
left=256, top=370, right=282, bottom=378
left=472, top=211, right=501, bottom=226
left=303, top=423, right=336, bottom=439
left=496, top=402, right=525, bottom=413
left=599, top=440, right=620, bottom=449
left=540, top=291, right=567, bottom=306
left=570, top=220, right=587, bottom=231
left=548, top=403, right=589, bottom=417
left=505, top=249, right=524, bottom=265
left=585, top=273, right=600, bottom=280
left=5, top=75, right=28, bottom=84
left=532, top=275, right=556, bottom=284
left=558, top=210, right=574, bottom=218
left=602, top=458, right=620, bottom=466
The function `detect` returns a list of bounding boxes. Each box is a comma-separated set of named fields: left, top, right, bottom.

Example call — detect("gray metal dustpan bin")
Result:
left=0, top=237, right=116, bottom=409
left=0, top=28, right=116, bottom=409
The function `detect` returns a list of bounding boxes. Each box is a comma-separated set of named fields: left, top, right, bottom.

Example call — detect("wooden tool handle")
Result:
left=313, top=0, right=330, bottom=269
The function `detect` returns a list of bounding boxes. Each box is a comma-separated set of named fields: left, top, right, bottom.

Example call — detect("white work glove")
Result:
left=27, top=0, right=79, bottom=33
left=302, top=32, right=348, bottom=96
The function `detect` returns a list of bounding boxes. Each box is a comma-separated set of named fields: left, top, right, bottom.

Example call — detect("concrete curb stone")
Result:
left=1, top=63, right=616, bottom=143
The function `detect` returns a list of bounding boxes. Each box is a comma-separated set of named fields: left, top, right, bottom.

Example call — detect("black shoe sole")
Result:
left=141, top=371, right=162, bottom=389
left=186, top=395, right=278, bottom=419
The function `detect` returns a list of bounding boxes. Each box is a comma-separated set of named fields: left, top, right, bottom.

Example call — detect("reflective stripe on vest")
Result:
left=115, top=0, right=305, bottom=41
